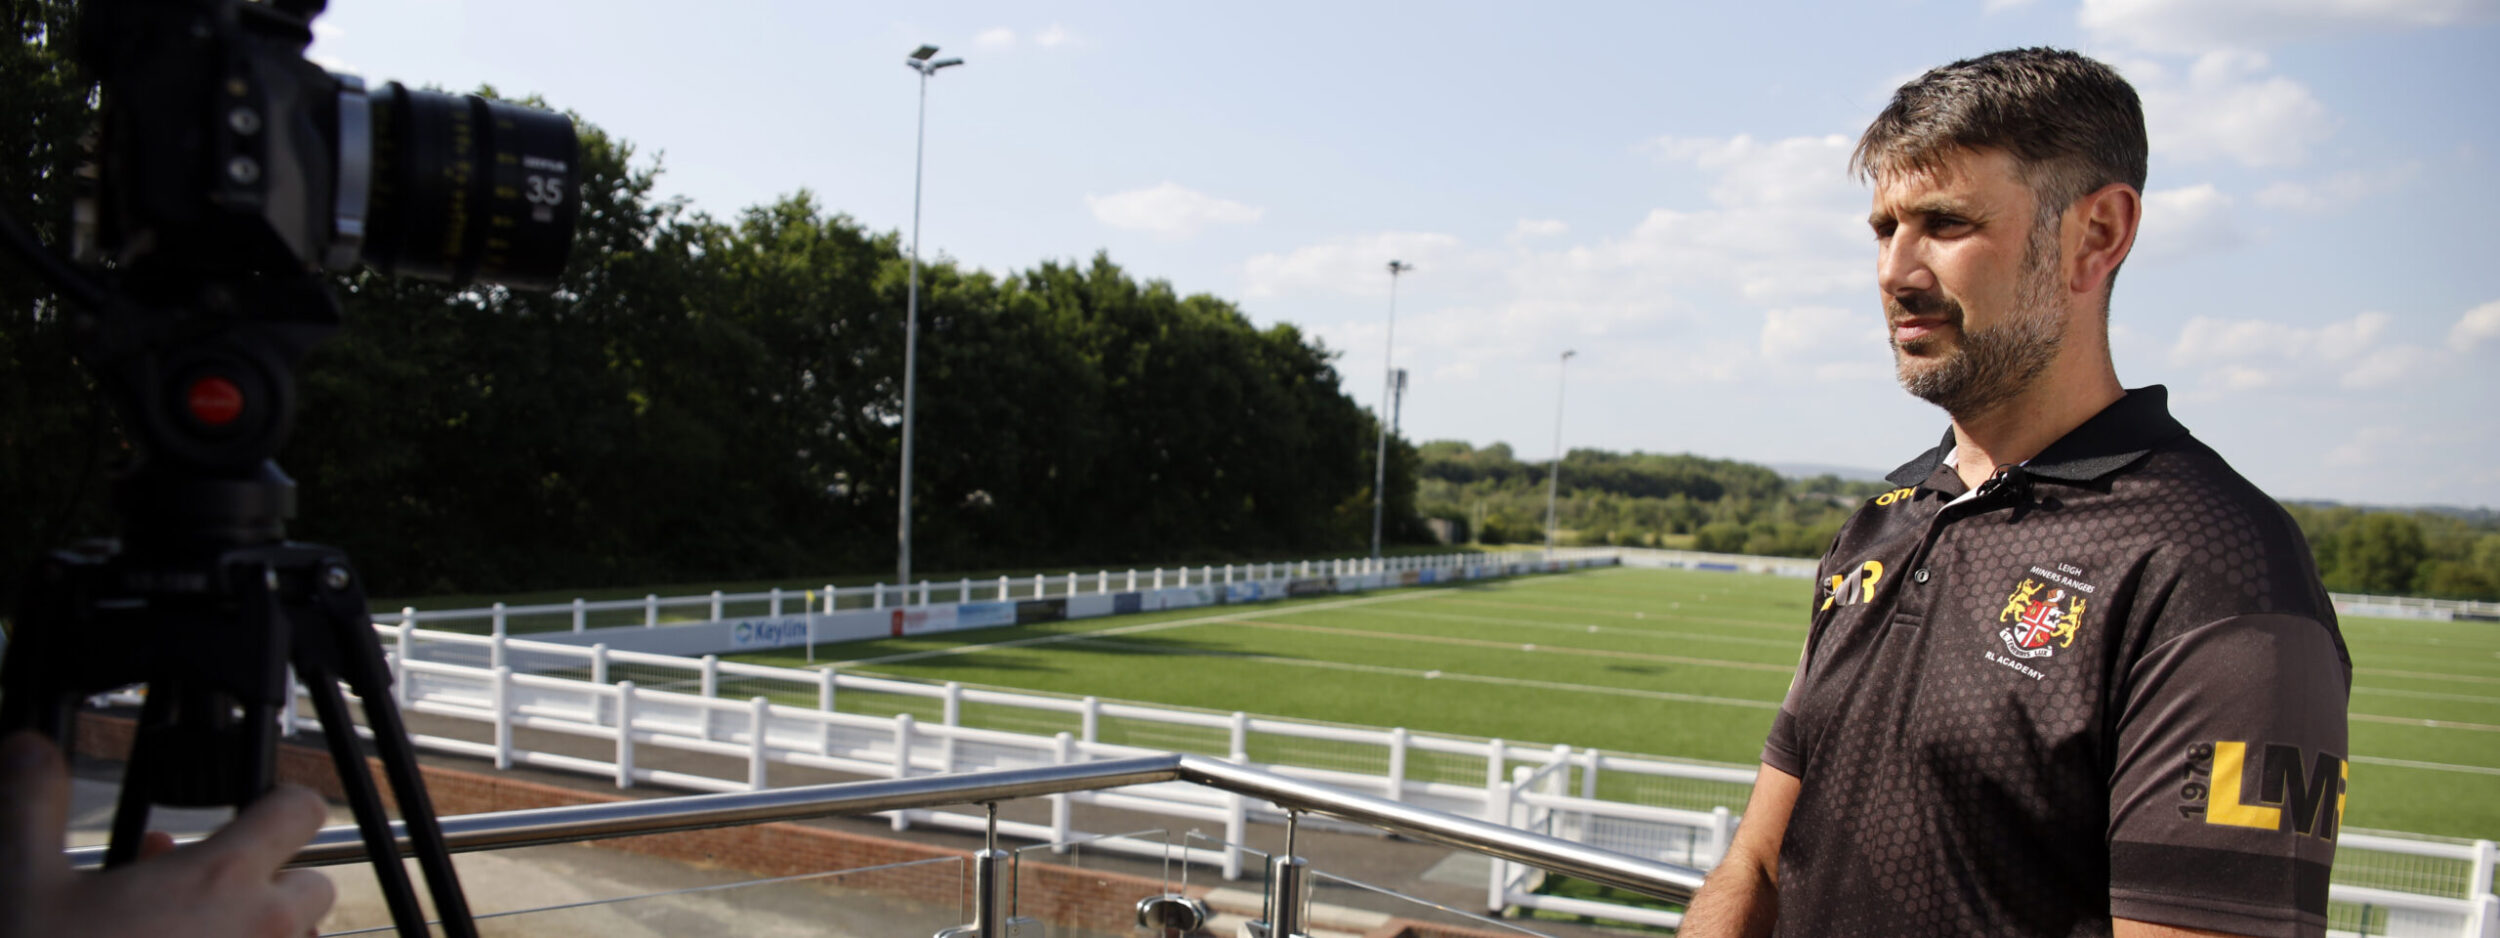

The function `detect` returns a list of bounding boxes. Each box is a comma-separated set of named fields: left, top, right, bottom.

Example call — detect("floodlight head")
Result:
left=1562, top=349, right=1578, bottom=361
left=910, top=44, right=940, bottom=60
left=931, top=57, right=964, bottom=70
left=1387, top=259, right=1412, bottom=274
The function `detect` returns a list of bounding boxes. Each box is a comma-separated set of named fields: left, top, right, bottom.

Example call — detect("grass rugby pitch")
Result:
left=734, top=565, right=2500, bottom=841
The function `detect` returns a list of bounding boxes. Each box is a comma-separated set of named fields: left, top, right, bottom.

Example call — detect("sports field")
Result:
left=733, top=565, right=2500, bottom=841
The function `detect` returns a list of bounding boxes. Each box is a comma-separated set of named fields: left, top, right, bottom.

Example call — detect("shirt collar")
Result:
left=1883, top=385, right=2191, bottom=489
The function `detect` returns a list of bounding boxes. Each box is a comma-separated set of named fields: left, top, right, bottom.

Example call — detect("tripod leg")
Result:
left=299, top=665, right=431, bottom=937
left=357, top=687, right=480, bottom=938
left=102, top=691, right=168, bottom=869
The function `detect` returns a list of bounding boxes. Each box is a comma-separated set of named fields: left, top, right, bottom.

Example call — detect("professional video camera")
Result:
left=0, top=1, right=580, bottom=935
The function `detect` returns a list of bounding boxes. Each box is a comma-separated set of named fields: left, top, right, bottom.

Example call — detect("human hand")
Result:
left=0, top=731, right=336, bottom=938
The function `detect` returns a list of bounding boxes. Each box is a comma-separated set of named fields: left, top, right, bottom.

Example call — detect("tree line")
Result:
left=1414, top=441, right=1888, bottom=558
left=1, top=9, right=1421, bottom=607
left=1420, top=440, right=2500, bottom=602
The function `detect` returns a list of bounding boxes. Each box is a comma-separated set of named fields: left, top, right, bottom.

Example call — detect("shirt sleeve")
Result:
left=2105, top=612, right=2350, bottom=938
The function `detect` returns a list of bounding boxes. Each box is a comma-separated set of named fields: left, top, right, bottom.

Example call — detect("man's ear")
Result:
left=2067, top=182, right=2140, bottom=297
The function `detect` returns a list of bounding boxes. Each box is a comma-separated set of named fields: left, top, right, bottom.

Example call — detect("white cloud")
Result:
left=1035, top=24, right=1071, bottom=47
left=2125, top=52, right=2334, bottom=168
left=1984, top=0, right=2037, bottom=11
left=2167, top=310, right=2456, bottom=391
left=1645, top=134, right=1857, bottom=208
left=2256, top=162, right=2423, bottom=212
left=974, top=28, right=1016, bottom=49
left=2172, top=310, right=2389, bottom=365
left=2342, top=344, right=2436, bottom=389
left=1760, top=306, right=1879, bottom=362
left=1241, top=232, right=1463, bottom=298
left=2081, top=0, right=2496, bottom=54
left=2133, top=184, right=2246, bottom=263
left=2325, top=425, right=2408, bottom=469
left=1085, top=183, right=1262, bottom=237
left=1511, top=219, right=1569, bottom=241
left=2451, top=299, right=2500, bottom=352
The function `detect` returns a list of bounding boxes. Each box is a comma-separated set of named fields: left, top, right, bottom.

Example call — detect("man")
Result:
left=1679, top=49, right=2350, bottom=938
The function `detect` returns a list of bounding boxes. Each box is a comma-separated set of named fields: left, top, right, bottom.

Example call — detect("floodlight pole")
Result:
left=1543, top=350, right=1576, bottom=557
left=899, top=45, right=963, bottom=589
left=1371, top=260, right=1413, bottom=561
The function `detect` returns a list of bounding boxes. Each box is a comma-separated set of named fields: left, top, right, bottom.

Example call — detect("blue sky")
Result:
left=310, top=0, right=2500, bottom=508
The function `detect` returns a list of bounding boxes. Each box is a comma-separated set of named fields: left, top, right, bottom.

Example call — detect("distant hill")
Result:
left=1767, top=462, right=1894, bottom=484
left=2284, top=499, right=2499, bottom=525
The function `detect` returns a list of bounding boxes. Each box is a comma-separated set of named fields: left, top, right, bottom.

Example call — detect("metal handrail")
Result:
left=68, top=752, right=1709, bottom=903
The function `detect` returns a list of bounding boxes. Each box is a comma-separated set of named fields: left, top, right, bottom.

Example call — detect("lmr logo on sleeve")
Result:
left=2179, top=740, right=2347, bottom=841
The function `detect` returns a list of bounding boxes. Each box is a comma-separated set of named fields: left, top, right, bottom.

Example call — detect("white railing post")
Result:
left=1127, top=569, right=1137, bottom=591
left=891, top=714, right=916, bottom=831
left=279, top=668, right=299, bottom=738
left=710, top=590, right=724, bottom=621
left=1487, top=774, right=1514, bottom=912
left=1229, top=711, right=1249, bottom=764
left=700, top=655, right=719, bottom=699
left=2468, top=840, right=2497, bottom=937
left=1223, top=788, right=1245, bottom=881
left=1032, top=574, right=1044, bottom=599
left=1224, top=563, right=1234, bottom=584
left=590, top=643, right=609, bottom=686
left=490, top=602, right=508, bottom=640
left=644, top=594, right=658, bottom=628
left=614, top=681, right=637, bottom=789
left=1386, top=727, right=1408, bottom=801
left=957, top=577, right=970, bottom=603
left=1581, top=748, right=1601, bottom=801
left=747, top=697, right=771, bottom=791
left=1097, top=570, right=1108, bottom=594
left=1179, top=566, right=1188, bottom=587
left=919, top=580, right=930, bottom=606
left=1067, top=572, right=1077, bottom=597
left=1080, top=696, right=1100, bottom=743
left=1050, top=732, right=1075, bottom=852
left=572, top=598, right=586, bottom=633
left=818, top=669, right=839, bottom=756
left=393, top=609, right=414, bottom=710
left=997, top=576, right=1009, bottom=601
left=872, top=583, right=885, bottom=609
left=492, top=666, right=513, bottom=770
left=489, top=631, right=507, bottom=671
left=1708, top=806, right=1734, bottom=868
left=769, top=588, right=783, bottom=617
left=823, top=585, right=836, bottom=614
left=1486, top=738, right=1509, bottom=800
left=1154, top=567, right=1164, bottom=589
left=941, top=682, right=963, bottom=772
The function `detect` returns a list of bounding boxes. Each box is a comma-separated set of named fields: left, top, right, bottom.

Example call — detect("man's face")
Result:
left=1868, top=148, right=2067, bottom=416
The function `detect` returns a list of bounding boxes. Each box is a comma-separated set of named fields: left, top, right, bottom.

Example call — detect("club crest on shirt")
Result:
left=1996, top=570, right=2091, bottom=660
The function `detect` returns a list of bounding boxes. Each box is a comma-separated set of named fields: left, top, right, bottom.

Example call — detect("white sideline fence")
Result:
left=175, top=547, right=2494, bottom=936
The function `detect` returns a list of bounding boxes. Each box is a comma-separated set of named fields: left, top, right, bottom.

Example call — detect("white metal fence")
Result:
left=244, top=621, right=2488, bottom=936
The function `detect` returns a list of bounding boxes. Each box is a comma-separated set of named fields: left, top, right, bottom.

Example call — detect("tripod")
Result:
left=0, top=241, right=481, bottom=938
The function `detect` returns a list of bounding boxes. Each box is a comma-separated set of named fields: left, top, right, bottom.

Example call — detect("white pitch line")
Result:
left=2350, top=755, right=2500, bottom=777
left=2353, top=686, right=2500, bottom=706
left=2352, top=713, right=2500, bottom=733
left=1365, top=607, right=1807, bottom=649
left=828, top=586, right=1459, bottom=667
left=1065, top=638, right=1782, bottom=711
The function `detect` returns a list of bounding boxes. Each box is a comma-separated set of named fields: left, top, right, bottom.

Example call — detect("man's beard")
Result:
left=1889, top=222, right=2065, bottom=418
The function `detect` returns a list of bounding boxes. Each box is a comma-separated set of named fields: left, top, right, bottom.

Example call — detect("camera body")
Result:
left=68, top=0, right=578, bottom=481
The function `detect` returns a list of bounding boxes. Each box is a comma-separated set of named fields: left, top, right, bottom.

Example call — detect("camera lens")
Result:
left=357, top=83, right=578, bottom=290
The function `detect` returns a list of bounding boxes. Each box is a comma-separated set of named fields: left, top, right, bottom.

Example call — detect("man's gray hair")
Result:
left=1854, top=48, right=2148, bottom=233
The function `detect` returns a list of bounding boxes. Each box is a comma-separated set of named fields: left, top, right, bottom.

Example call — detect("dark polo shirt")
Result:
left=1762, top=386, right=2350, bottom=938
